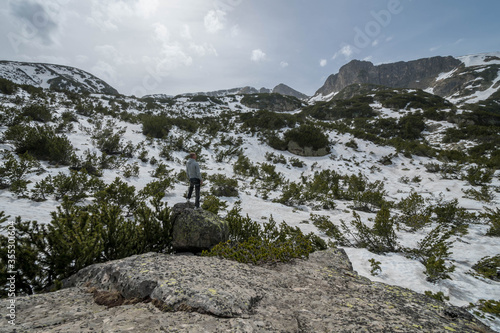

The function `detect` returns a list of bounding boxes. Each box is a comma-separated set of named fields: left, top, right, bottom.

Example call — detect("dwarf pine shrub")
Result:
left=462, top=165, right=494, bottom=187
left=208, top=174, right=238, bottom=197
left=202, top=206, right=326, bottom=265
left=396, top=192, right=432, bottom=231
left=471, top=255, right=500, bottom=281
left=0, top=193, right=172, bottom=295
left=20, top=104, right=53, bottom=123
left=4, top=124, right=75, bottom=165
left=0, top=151, right=41, bottom=194
left=201, top=195, right=228, bottom=215
left=52, top=170, right=105, bottom=203
left=483, top=207, right=500, bottom=236
left=405, top=224, right=456, bottom=282
left=337, top=207, right=398, bottom=254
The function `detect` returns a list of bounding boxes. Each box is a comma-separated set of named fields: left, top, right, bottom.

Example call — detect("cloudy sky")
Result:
left=1, top=0, right=499, bottom=97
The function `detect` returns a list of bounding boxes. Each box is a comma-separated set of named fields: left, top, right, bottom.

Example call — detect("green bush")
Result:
left=471, top=255, right=500, bottom=281
left=202, top=205, right=326, bottom=265
left=462, top=166, right=494, bottom=186
left=0, top=194, right=172, bottom=295
left=0, top=78, right=17, bottom=95
left=52, top=170, right=105, bottom=203
left=310, top=214, right=346, bottom=245
left=432, top=198, right=472, bottom=236
left=405, top=224, right=456, bottom=282
left=91, top=120, right=132, bottom=156
left=20, top=104, right=53, bottom=123
left=336, top=207, right=398, bottom=254
left=201, top=195, right=228, bottom=215
left=396, top=192, right=431, bottom=231
left=3, top=124, right=75, bottom=165
left=483, top=207, right=500, bottom=236
left=284, top=124, right=329, bottom=150
left=240, top=109, right=299, bottom=131
left=233, top=154, right=259, bottom=177
left=0, top=151, right=41, bottom=195
left=208, top=174, right=238, bottom=197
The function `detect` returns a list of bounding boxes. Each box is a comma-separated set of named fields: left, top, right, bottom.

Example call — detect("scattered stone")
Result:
left=1, top=249, right=494, bottom=332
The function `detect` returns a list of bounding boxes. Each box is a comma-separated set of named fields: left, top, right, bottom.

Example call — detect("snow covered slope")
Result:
left=0, top=58, right=499, bottom=331
left=0, top=61, right=118, bottom=95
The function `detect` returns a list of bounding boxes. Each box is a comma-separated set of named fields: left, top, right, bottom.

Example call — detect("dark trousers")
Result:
left=187, top=178, right=201, bottom=208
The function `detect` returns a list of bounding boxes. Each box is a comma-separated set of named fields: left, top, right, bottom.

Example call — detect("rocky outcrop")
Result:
left=170, top=202, right=229, bottom=252
left=315, top=56, right=461, bottom=98
left=1, top=249, right=493, bottom=333
left=272, top=83, right=309, bottom=100
left=287, top=140, right=330, bottom=157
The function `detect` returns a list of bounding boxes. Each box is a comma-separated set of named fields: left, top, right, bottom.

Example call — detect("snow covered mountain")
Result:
left=0, top=53, right=499, bottom=330
left=313, top=52, right=500, bottom=105
left=0, top=60, right=118, bottom=95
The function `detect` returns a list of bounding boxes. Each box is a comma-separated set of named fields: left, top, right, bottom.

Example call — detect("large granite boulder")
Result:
left=170, top=202, right=229, bottom=253
left=3, top=249, right=494, bottom=332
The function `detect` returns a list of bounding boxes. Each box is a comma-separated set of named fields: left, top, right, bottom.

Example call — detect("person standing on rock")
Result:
left=186, top=152, right=202, bottom=209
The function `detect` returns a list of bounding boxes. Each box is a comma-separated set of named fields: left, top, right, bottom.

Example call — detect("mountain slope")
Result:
left=0, top=60, right=118, bottom=95
left=0, top=56, right=499, bottom=331
left=313, top=52, right=500, bottom=105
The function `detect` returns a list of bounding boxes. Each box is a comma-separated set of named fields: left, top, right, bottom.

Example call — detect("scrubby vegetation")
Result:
left=202, top=204, right=326, bottom=265
left=0, top=69, right=499, bottom=331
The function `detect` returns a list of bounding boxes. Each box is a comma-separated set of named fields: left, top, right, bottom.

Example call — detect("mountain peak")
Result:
left=0, top=60, right=118, bottom=95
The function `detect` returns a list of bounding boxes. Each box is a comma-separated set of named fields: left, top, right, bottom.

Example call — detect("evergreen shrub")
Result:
left=202, top=205, right=326, bottom=265
left=4, top=124, right=75, bottom=165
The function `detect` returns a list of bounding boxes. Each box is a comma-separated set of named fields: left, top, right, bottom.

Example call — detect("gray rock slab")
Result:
left=1, top=249, right=494, bottom=332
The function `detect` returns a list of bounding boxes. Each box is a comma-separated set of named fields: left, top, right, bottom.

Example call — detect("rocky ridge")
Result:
left=313, top=53, right=500, bottom=104
left=1, top=249, right=493, bottom=333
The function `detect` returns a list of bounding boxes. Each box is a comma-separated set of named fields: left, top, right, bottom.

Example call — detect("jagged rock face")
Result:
left=3, top=249, right=493, bottom=332
left=170, top=203, right=229, bottom=252
left=315, top=56, right=461, bottom=97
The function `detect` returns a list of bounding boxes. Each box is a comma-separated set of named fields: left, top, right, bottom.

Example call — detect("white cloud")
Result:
left=320, top=59, right=327, bottom=67
left=157, top=43, right=193, bottom=73
left=153, top=23, right=170, bottom=42
left=230, top=25, right=240, bottom=37
left=386, top=36, right=394, bottom=42
left=136, top=0, right=159, bottom=18
left=332, top=45, right=355, bottom=60
left=204, top=9, right=226, bottom=33
left=280, top=61, right=289, bottom=68
left=180, top=24, right=192, bottom=40
left=251, top=49, right=266, bottom=62
left=372, top=39, right=379, bottom=47
left=189, top=43, right=218, bottom=57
